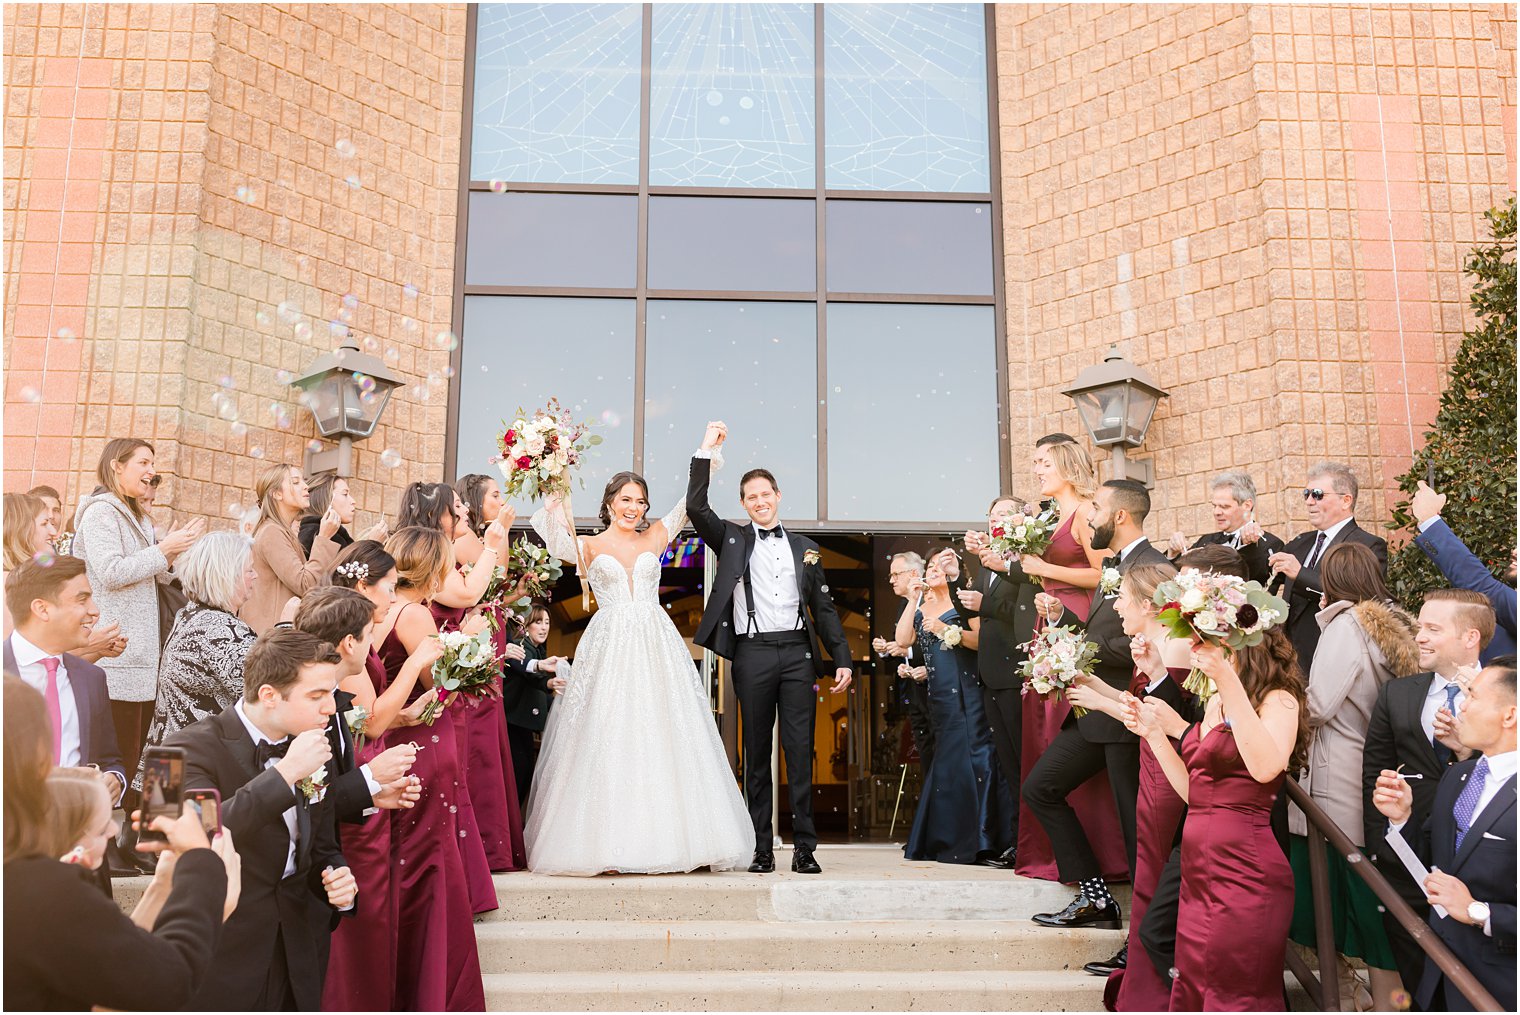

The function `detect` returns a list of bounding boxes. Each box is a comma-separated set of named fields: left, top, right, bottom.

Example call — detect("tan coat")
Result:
left=1290, top=598, right=1420, bottom=841
left=238, top=518, right=339, bottom=635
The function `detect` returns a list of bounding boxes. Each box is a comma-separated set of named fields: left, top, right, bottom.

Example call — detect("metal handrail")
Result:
left=1284, top=781, right=1502, bottom=1012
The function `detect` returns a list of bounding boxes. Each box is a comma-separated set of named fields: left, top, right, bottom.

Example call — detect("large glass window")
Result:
left=458, top=5, right=1004, bottom=526
left=650, top=4, right=816, bottom=189
left=466, top=192, right=638, bottom=289
left=825, top=303, right=1000, bottom=522
left=643, top=301, right=819, bottom=516
left=823, top=4, right=990, bottom=192
left=647, top=197, right=816, bottom=292
left=472, top=4, right=643, bottom=184
left=457, top=297, right=636, bottom=515
left=826, top=200, right=993, bottom=295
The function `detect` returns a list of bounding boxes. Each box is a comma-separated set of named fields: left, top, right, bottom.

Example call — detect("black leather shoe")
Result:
left=1083, top=945, right=1127, bottom=976
left=976, top=847, right=1017, bottom=869
left=790, top=847, right=822, bottom=874
left=106, top=839, right=155, bottom=878
left=1032, top=894, right=1121, bottom=929
left=748, top=851, right=775, bottom=873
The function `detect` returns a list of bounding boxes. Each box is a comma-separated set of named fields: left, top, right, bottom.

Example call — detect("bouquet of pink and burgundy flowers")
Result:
left=493, top=399, right=602, bottom=501
left=987, top=506, right=1060, bottom=585
left=1151, top=571, right=1289, bottom=700
left=1018, top=624, right=1100, bottom=717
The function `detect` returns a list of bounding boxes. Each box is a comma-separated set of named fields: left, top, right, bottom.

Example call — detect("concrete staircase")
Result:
left=476, top=845, right=1128, bottom=1011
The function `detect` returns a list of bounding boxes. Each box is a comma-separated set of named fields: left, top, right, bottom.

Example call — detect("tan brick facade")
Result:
left=4, top=3, right=1514, bottom=546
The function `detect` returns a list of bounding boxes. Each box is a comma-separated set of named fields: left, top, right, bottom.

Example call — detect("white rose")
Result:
left=1194, top=610, right=1220, bottom=632
left=524, top=434, right=546, bottom=456
left=1180, top=588, right=1207, bottom=612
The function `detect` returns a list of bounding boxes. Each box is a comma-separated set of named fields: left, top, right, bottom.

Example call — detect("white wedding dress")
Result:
left=525, top=493, right=753, bottom=876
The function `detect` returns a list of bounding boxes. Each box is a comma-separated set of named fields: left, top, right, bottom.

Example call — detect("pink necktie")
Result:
left=40, top=657, right=63, bottom=764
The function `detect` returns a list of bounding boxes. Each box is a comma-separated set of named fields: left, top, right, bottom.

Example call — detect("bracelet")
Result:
left=481, top=545, right=499, bottom=556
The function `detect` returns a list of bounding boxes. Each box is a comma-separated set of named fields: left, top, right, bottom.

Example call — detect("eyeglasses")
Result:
left=887, top=570, right=916, bottom=579
left=1302, top=488, right=1327, bottom=501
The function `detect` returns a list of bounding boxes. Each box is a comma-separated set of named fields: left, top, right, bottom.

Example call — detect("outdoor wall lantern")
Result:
left=1061, top=345, right=1168, bottom=488
left=290, top=336, right=403, bottom=477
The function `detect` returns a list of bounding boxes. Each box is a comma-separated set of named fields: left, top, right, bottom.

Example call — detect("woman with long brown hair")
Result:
left=1133, top=626, right=1307, bottom=1010
left=239, top=463, right=342, bottom=634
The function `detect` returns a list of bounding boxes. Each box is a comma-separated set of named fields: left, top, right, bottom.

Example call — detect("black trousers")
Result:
left=733, top=634, right=817, bottom=851
left=1021, top=723, right=1140, bottom=883
left=1140, top=844, right=1183, bottom=980
left=507, top=721, right=540, bottom=808
left=981, top=682, right=1022, bottom=841
left=899, top=676, right=935, bottom=771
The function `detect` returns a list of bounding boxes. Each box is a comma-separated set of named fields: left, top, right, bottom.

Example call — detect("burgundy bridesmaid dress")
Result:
left=321, top=649, right=399, bottom=1012
left=1105, top=667, right=1193, bottom=1012
left=380, top=613, right=487, bottom=1012
left=1015, top=512, right=1131, bottom=883
left=429, top=598, right=504, bottom=912
left=1170, top=719, right=1293, bottom=1011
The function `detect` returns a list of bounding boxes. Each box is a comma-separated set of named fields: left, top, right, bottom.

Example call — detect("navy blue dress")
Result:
left=903, top=606, right=1015, bottom=864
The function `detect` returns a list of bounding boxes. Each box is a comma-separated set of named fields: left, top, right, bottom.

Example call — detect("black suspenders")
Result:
left=738, top=530, right=807, bottom=637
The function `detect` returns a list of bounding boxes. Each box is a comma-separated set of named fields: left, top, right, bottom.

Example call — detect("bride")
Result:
left=525, top=434, right=753, bottom=875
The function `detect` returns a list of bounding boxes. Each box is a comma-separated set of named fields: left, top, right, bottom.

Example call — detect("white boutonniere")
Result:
left=296, top=764, right=328, bottom=804
left=802, top=549, right=821, bottom=566
left=343, top=706, right=369, bottom=751
left=1100, top=567, right=1122, bottom=598
left=937, top=624, right=964, bottom=649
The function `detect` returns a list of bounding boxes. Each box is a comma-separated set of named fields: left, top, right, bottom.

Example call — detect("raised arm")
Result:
left=531, top=494, right=581, bottom=565
left=1415, top=517, right=1518, bottom=633
left=1197, top=643, right=1299, bottom=782
left=434, top=511, right=510, bottom=608
left=686, top=422, right=728, bottom=548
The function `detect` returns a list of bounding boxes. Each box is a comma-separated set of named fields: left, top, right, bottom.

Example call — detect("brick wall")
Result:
left=3, top=2, right=468, bottom=530
left=997, top=2, right=1515, bottom=546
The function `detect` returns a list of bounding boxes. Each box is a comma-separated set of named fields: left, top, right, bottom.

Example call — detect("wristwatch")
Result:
left=1467, top=901, right=1490, bottom=926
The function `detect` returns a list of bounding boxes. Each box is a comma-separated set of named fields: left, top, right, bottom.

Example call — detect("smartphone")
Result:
left=184, top=788, right=221, bottom=838
left=1426, top=461, right=1436, bottom=487
left=137, top=746, right=185, bottom=844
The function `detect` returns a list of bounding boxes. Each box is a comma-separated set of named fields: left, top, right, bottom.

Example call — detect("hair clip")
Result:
left=335, top=561, right=370, bottom=581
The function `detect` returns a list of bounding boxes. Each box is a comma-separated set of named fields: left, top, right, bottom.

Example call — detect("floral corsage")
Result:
left=296, top=765, right=328, bottom=804
left=343, top=705, right=369, bottom=751
left=937, top=624, right=964, bottom=649
left=1099, top=567, right=1122, bottom=598
left=802, top=549, right=821, bottom=566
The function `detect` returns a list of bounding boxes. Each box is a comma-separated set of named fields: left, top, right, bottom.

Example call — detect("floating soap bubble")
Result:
left=384, top=349, right=399, bottom=363
left=441, top=365, right=455, bottom=379
left=250, top=446, right=264, bottom=459
left=54, top=326, right=76, bottom=341
left=293, top=321, right=313, bottom=340
left=234, top=185, right=259, bottom=204
left=379, top=449, right=402, bottom=469
left=434, top=330, right=458, bottom=351
left=336, top=139, right=356, bottom=158
left=256, top=310, right=272, bottom=327
left=18, top=386, right=40, bottom=403
left=226, top=502, right=244, bottom=519
left=307, top=439, right=324, bottom=454
left=274, top=369, right=294, bottom=384
left=601, top=409, right=622, bottom=427
left=402, top=317, right=419, bottom=333
left=32, top=548, right=55, bottom=567
left=410, top=383, right=430, bottom=400
left=329, top=320, right=348, bottom=338
left=345, top=174, right=362, bottom=190
left=230, top=421, right=248, bottom=436
left=277, top=301, right=300, bottom=323
left=489, top=180, right=507, bottom=194
left=218, top=375, right=235, bottom=388
left=403, top=283, right=418, bottom=299
left=363, top=336, right=379, bottom=352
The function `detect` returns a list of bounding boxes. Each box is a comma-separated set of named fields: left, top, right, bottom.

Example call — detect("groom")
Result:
left=688, top=422, right=852, bottom=875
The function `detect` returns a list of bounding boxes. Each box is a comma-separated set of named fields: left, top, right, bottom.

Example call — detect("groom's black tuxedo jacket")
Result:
left=686, top=455, right=851, bottom=677
left=166, top=707, right=347, bottom=1011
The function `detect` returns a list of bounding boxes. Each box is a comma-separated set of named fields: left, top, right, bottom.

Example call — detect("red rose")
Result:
left=516, top=456, right=533, bottom=470
left=504, top=429, right=516, bottom=444
left=990, top=525, right=1005, bottom=538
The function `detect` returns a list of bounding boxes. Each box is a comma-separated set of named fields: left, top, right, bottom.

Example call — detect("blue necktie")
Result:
left=1434, top=683, right=1461, bottom=763
left=1452, top=757, right=1490, bottom=852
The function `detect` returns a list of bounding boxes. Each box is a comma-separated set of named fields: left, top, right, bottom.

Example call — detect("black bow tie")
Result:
left=255, top=738, right=292, bottom=767
left=757, top=526, right=783, bottom=540
left=1101, top=555, right=1120, bottom=570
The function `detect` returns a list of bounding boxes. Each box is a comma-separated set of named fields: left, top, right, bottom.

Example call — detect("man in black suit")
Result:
left=1371, top=657, right=1516, bottom=1012
left=1024, top=479, right=1167, bottom=929
left=291, top=586, right=423, bottom=825
left=876, top=552, right=935, bottom=773
left=166, top=628, right=356, bottom=1010
left=3, top=557, right=126, bottom=801
left=1268, top=461, right=1388, bottom=671
left=958, top=495, right=1040, bottom=869
left=1163, top=470, right=1285, bottom=584
left=1362, top=588, right=1496, bottom=998
left=688, top=421, right=852, bottom=876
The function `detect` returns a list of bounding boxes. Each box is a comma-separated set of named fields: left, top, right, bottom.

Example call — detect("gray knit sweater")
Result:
left=71, top=491, right=169, bottom=701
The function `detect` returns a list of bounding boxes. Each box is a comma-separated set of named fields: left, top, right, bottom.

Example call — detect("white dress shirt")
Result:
left=1114, top=536, right=1148, bottom=564
left=1309, top=517, right=1354, bottom=562
left=1468, top=749, right=1518, bottom=826
left=10, top=631, right=80, bottom=767
left=234, top=699, right=300, bottom=878
left=1421, top=670, right=1469, bottom=744
left=733, top=524, right=803, bottom=635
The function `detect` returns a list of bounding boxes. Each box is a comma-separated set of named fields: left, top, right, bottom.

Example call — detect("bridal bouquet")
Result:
left=1019, top=625, right=1099, bottom=716
left=493, top=399, right=602, bottom=501
left=1151, top=571, right=1289, bottom=700
left=417, top=629, right=503, bottom=725
left=987, top=507, right=1059, bottom=585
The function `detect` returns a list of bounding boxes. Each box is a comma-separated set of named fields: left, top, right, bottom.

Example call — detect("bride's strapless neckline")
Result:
left=584, top=546, right=661, bottom=599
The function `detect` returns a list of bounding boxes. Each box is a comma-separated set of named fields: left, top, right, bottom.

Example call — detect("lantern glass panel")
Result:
left=308, top=375, right=345, bottom=436
left=1126, top=388, right=1159, bottom=446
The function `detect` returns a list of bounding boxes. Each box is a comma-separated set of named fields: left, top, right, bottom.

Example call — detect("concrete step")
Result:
left=473, top=919, right=1124, bottom=972
left=483, top=969, right=1110, bottom=1011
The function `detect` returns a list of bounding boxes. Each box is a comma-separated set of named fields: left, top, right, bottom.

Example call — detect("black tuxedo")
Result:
left=1189, top=528, right=1285, bottom=585
left=1277, top=519, right=1387, bottom=671
left=166, top=708, right=347, bottom=1011
left=1403, top=757, right=1517, bottom=1011
left=958, top=560, right=1038, bottom=842
left=326, top=688, right=375, bottom=826
left=687, top=454, right=851, bottom=851
left=1022, top=539, right=1167, bottom=886
left=504, top=639, right=554, bottom=803
left=1362, top=671, right=1466, bottom=992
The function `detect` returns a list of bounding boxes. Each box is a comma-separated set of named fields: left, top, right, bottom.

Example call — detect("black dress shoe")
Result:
left=790, top=847, right=822, bottom=874
left=1083, top=945, right=1127, bottom=976
left=748, top=851, right=775, bottom=873
left=1031, top=894, right=1121, bottom=929
left=105, top=839, right=154, bottom=878
left=976, top=847, right=1016, bottom=869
